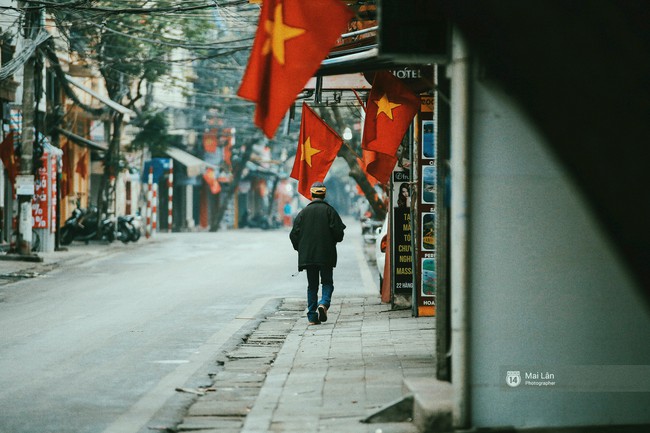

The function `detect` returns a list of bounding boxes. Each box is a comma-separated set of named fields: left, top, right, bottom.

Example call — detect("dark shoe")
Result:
left=308, top=319, right=321, bottom=325
left=317, top=305, right=328, bottom=323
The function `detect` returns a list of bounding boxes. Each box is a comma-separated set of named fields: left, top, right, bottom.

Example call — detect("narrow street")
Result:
left=0, top=218, right=378, bottom=433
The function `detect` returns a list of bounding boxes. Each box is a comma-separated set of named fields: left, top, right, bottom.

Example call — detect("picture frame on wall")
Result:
left=422, top=120, right=435, bottom=159
left=422, top=165, right=436, bottom=204
left=421, top=258, right=436, bottom=297
left=421, top=212, right=436, bottom=251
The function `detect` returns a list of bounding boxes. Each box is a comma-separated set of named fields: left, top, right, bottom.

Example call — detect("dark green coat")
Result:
left=290, top=199, right=346, bottom=271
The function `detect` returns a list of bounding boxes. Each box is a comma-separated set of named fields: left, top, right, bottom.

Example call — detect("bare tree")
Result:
left=318, top=105, right=386, bottom=221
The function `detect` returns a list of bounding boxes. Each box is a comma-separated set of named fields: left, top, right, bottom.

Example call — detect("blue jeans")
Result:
left=306, top=265, right=333, bottom=322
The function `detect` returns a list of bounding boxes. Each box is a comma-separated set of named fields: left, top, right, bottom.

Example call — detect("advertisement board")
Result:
left=416, top=94, right=437, bottom=316
left=392, top=170, right=413, bottom=298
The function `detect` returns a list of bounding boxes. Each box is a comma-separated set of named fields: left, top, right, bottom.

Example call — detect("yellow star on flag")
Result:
left=262, top=3, right=306, bottom=65
left=374, top=93, right=402, bottom=120
left=300, top=137, right=322, bottom=167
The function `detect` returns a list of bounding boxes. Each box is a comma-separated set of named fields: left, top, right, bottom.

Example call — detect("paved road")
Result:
left=0, top=219, right=377, bottom=433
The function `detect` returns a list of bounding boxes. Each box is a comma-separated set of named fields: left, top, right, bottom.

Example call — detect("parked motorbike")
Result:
left=116, top=215, right=140, bottom=243
left=243, top=213, right=281, bottom=230
left=360, top=216, right=383, bottom=244
left=59, top=206, right=116, bottom=245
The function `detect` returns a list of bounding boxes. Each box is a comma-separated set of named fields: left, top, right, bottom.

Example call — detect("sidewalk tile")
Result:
left=184, top=296, right=435, bottom=433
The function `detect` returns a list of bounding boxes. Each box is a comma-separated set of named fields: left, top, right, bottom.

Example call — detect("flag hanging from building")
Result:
left=75, top=150, right=88, bottom=179
left=203, top=168, right=222, bottom=194
left=0, top=131, right=18, bottom=188
left=60, top=140, right=73, bottom=195
left=361, top=71, right=419, bottom=183
left=237, top=0, right=353, bottom=139
left=361, top=149, right=393, bottom=185
left=203, top=129, right=218, bottom=153
left=290, top=103, right=342, bottom=199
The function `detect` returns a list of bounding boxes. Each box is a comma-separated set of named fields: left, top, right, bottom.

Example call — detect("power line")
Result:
left=79, top=18, right=253, bottom=50
left=20, top=0, right=250, bottom=14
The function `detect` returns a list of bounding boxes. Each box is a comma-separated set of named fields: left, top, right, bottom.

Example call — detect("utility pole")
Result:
left=16, top=1, right=39, bottom=258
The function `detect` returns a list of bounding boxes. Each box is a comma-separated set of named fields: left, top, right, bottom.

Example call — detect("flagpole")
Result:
left=315, top=76, right=323, bottom=104
left=342, top=140, right=362, bottom=160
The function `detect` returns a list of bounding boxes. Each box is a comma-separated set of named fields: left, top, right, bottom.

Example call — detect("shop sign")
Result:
left=392, top=170, right=413, bottom=295
left=416, top=91, right=438, bottom=316
left=15, top=175, right=34, bottom=196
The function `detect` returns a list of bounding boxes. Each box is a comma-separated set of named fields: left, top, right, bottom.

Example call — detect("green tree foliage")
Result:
left=129, top=110, right=180, bottom=156
left=47, top=0, right=218, bottom=213
left=52, top=0, right=215, bottom=105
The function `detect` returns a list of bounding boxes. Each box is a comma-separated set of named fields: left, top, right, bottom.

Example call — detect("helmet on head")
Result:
left=310, top=181, right=327, bottom=199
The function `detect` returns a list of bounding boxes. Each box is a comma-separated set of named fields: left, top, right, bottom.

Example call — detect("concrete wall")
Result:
left=468, top=76, right=650, bottom=428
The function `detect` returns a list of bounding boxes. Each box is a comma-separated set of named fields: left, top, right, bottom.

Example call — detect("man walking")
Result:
left=290, top=182, right=346, bottom=325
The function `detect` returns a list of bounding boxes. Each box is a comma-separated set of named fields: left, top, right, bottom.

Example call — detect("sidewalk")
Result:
left=0, top=240, right=130, bottom=283
left=173, top=296, right=435, bottom=433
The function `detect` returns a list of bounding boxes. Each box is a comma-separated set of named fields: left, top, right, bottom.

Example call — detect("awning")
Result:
left=317, top=48, right=399, bottom=76
left=165, top=147, right=215, bottom=177
left=64, top=74, right=136, bottom=117
left=245, top=160, right=280, bottom=179
left=55, top=127, right=109, bottom=151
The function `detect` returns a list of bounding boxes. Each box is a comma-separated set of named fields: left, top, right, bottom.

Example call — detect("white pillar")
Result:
left=450, top=27, right=471, bottom=430
left=186, top=184, right=194, bottom=229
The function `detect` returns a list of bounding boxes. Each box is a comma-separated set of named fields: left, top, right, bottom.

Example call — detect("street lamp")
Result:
left=343, top=127, right=352, bottom=141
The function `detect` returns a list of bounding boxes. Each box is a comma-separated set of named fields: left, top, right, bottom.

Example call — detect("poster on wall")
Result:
left=422, top=120, right=435, bottom=159
left=394, top=180, right=411, bottom=209
left=392, top=170, right=413, bottom=296
left=421, top=258, right=436, bottom=297
left=51, top=155, right=57, bottom=233
left=421, top=212, right=436, bottom=251
left=32, top=156, right=49, bottom=229
left=422, top=165, right=436, bottom=204
left=415, top=86, right=437, bottom=316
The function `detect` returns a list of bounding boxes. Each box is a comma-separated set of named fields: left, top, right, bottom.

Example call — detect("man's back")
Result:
left=290, top=199, right=345, bottom=270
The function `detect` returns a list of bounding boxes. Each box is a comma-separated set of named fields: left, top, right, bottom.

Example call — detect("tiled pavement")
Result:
left=174, top=296, right=436, bottom=433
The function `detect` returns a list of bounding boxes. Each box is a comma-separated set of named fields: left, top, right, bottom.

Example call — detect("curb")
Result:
left=167, top=298, right=304, bottom=433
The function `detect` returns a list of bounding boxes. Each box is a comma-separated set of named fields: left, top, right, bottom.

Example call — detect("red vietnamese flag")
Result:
left=203, top=129, right=218, bottom=153
left=290, top=103, right=342, bottom=199
left=203, top=168, right=222, bottom=194
left=0, top=131, right=18, bottom=187
left=362, top=148, right=395, bottom=185
left=75, top=150, right=88, bottom=179
left=361, top=71, right=419, bottom=183
left=237, top=0, right=353, bottom=139
left=60, top=140, right=73, bottom=195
